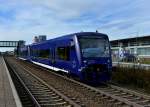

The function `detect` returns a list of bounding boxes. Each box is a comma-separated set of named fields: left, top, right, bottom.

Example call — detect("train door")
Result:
left=53, top=40, right=72, bottom=73
left=51, top=46, right=56, bottom=67
left=27, top=46, right=31, bottom=60
left=69, top=40, right=78, bottom=74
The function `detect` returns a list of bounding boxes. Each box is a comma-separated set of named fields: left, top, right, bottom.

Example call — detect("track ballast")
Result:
left=5, top=56, right=150, bottom=107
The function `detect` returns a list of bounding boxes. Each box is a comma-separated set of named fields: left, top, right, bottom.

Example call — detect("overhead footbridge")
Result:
left=0, top=41, right=25, bottom=47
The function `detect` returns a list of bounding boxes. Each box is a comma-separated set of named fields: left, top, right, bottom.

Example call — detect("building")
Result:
left=33, top=36, right=39, bottom=43
left=38, top=35, right=47, bottom=42
left=110, top=35, right=150, bottom=62
left=33, top=35, right=47, bottom=43
left=18, top=40, right=25, bottom=47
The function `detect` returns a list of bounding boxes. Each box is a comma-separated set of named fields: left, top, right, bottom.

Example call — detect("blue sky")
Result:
left=0, top=0, right=150, bottom=51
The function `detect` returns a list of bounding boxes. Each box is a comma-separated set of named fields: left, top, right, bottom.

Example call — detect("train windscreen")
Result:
left=78, top=37, right=110, bottom=58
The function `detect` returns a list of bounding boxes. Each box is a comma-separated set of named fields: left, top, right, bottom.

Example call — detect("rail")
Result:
left=5, top=57, right=81, bottom=107
left=18, top=58, right=150, bottom=107
left=4, top=58, right=41, bottom=107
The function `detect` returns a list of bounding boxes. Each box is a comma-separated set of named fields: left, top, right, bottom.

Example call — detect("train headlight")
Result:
left=79, top=67, right=86, bottom=72
left=104, top=47, right=109, bottom=57
left=97, top=68, right=100, bottom=71
left=83, top=60, right=87, bottom=63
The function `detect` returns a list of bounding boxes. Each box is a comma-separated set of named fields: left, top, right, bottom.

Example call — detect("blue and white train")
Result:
left=18, top=32, right=112, bottom=83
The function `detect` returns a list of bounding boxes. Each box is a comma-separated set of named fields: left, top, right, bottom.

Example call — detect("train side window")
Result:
left=30, top=49, right=34, bottom=56
left=20, top=50, right=27, bottom=56
left=32, top=49, right=39, bottom=57
left=39, top=49, right=50, bottom=59
left=57, top=47, right=70, bottom=61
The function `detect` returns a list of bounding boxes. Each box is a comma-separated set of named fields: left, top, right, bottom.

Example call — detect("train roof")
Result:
left=30, top=32, right=108, bottom=46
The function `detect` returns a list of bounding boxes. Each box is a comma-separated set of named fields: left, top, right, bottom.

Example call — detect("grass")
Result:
left=112, top=67, right=150, bottom=93
left=139, top=58, right=150, bottom=64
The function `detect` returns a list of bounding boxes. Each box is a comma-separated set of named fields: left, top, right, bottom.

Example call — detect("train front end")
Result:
left=77, top=33, right=112, bottom=83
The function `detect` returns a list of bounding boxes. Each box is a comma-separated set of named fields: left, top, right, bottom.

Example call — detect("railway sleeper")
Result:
left=40, top=101, right=68, bottom=106
left=38, top=98, right=64, bottom=103
left=35, top=95, right=61, bottom=99
left=114, top=92, right=128, bottom=96
left=122, top=94, right=134, bottom=98
left=137, top=100, right=150, bottom=104
left=30, top=90, right=53, bottom=93
left=30, top=89, right=53, bottom=93
left=128, top=96, right=142, bottom=101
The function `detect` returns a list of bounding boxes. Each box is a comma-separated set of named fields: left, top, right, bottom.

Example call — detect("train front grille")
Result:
left=83, top=64, right=108, bottom=81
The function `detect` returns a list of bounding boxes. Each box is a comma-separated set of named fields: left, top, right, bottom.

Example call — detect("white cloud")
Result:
left=0, top=0, right=150, bottom=52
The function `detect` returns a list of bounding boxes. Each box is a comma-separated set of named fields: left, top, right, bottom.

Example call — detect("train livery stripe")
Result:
left=18, top=57, right=27, bottom=60
left=31, top=61, right=69, bottom=73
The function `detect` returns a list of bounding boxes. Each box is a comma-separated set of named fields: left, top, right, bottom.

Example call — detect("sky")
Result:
left=0, top=0, right=150, bottom=51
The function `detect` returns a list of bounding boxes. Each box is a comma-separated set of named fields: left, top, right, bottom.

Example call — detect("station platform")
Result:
left=0, top=56, right=22, bottom=107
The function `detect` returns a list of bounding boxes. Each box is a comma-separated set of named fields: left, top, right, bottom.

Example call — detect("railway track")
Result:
left=5, top=56, right=150, bottom=107
left=5, top=57, right=81, bottom=107
left=98, top=84, right=150, bottom=107
left=5, top=58, right=34, bottom=107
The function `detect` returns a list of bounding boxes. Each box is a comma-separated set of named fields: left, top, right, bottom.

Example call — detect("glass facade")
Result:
left=112, top=47, right=150, bottom=56
left=137, top=47, right=150, bottom=55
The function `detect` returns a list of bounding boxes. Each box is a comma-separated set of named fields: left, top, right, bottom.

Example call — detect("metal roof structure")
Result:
left=110, top=35, right=150, bottom=47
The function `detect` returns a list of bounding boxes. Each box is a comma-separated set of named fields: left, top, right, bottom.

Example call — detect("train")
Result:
left=18, top=32, right=112, bottom=83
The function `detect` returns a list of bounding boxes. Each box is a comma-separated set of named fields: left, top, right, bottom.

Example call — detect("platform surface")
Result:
left=0, top=56, right=21, bottom=107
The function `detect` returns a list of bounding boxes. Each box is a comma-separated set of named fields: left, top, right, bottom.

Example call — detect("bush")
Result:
left=140, top=58, right=150, bottom=64
left=112, top=67, right=150, bottom=93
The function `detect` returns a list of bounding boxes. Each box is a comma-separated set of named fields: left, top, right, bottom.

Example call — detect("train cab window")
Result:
left=57, top=47, right=70, bottom=61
